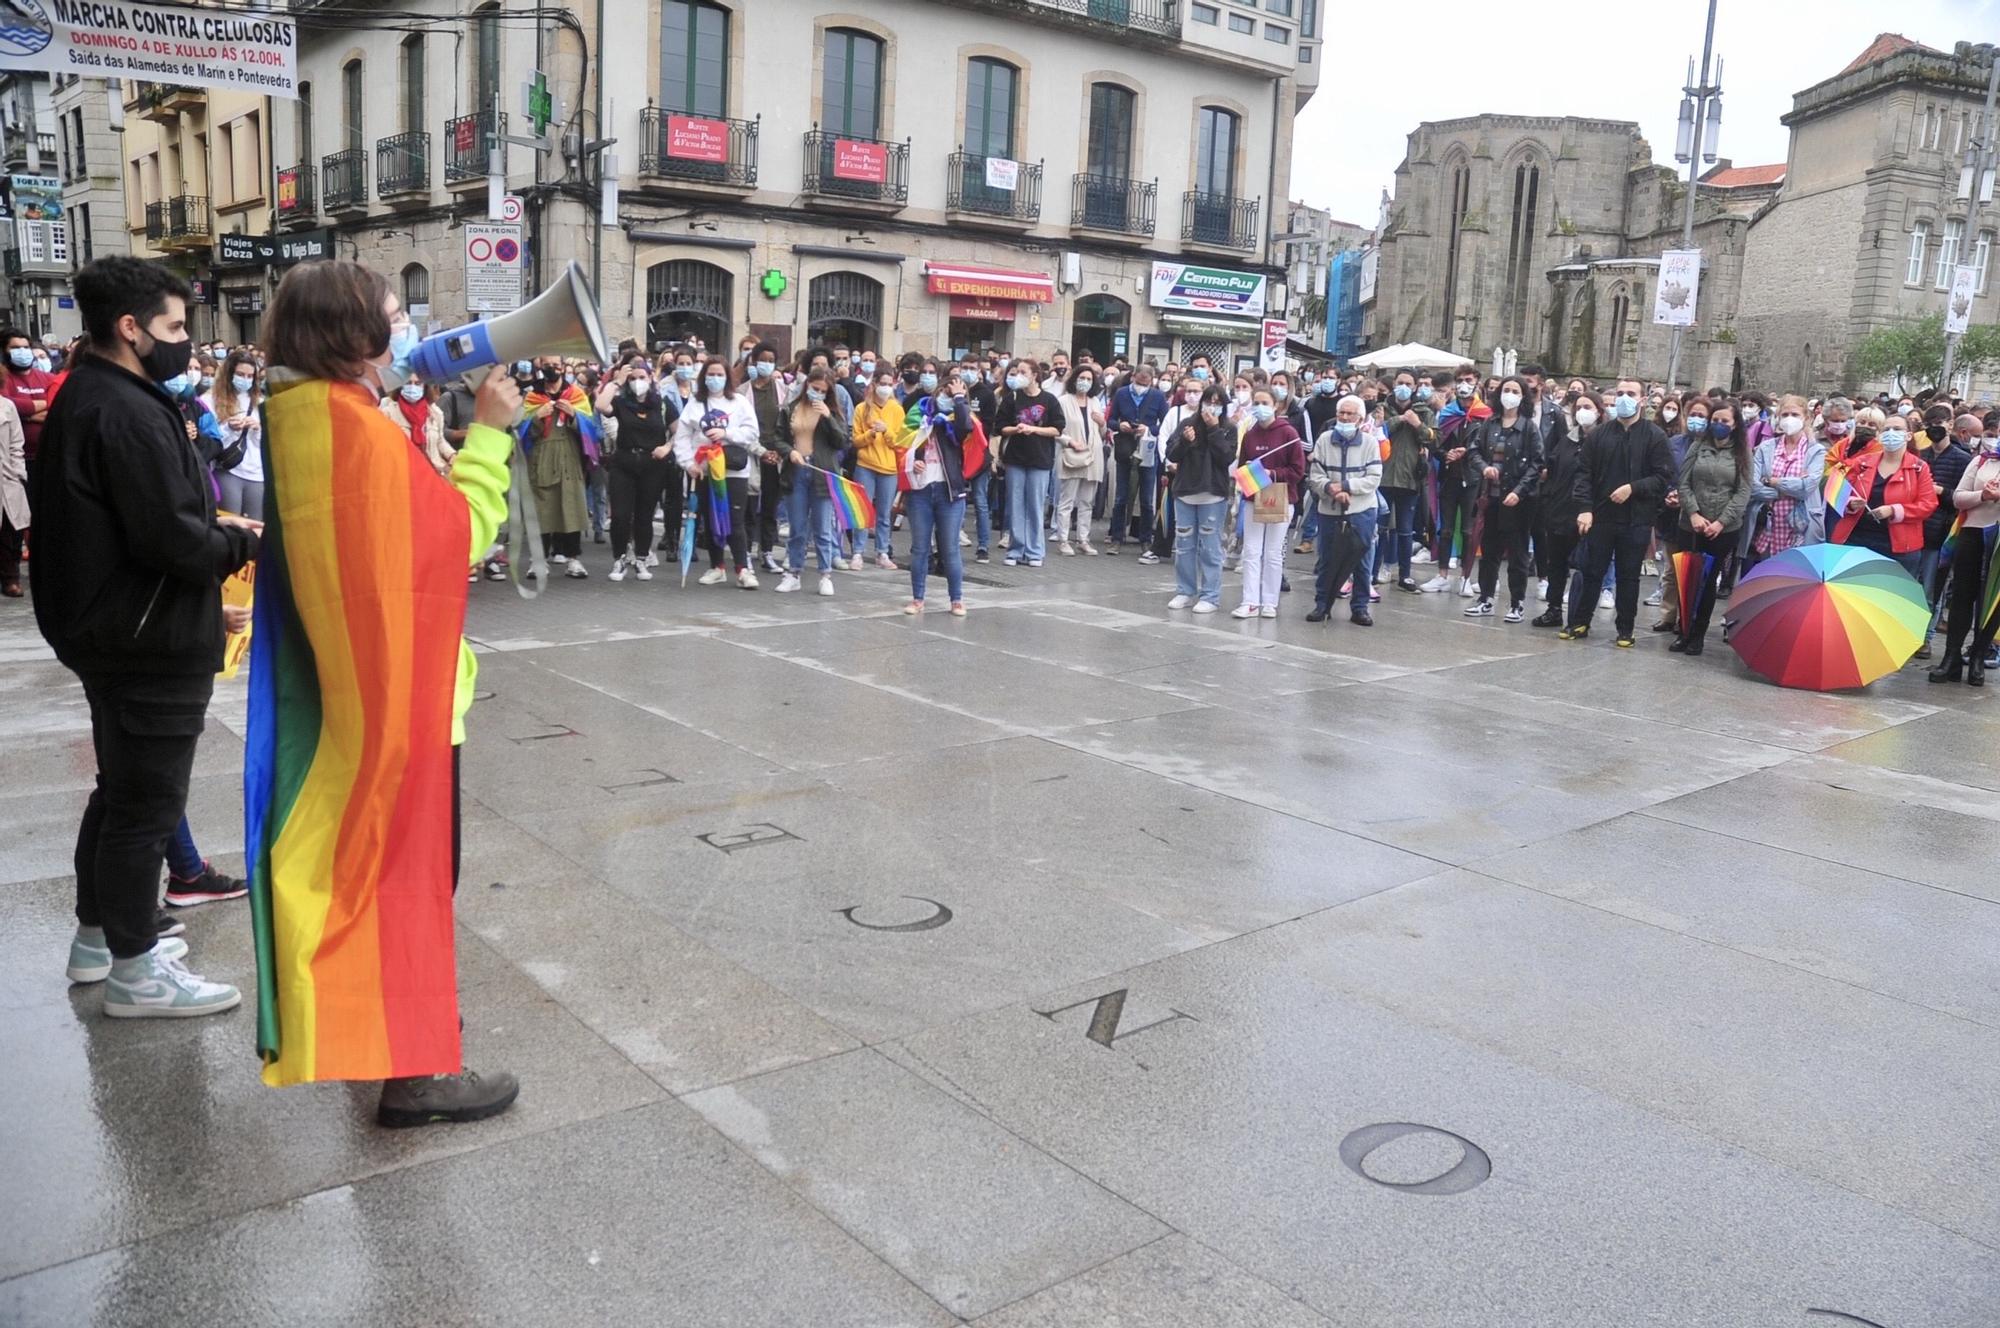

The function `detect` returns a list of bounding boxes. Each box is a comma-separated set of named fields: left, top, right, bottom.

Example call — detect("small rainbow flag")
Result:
left=1235, top=457, right=1272, bottom=499
left=693, top=442, right=731, bottom=540
left=1940, top=510, right=1966, bottom=562
left=828, top=471, right=876, bottom=532
left=1823, top=461, right=1856, bottom=514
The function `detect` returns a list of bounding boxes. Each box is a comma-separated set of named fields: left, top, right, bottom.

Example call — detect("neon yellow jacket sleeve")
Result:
left=447, top=421, right=514, bottom=745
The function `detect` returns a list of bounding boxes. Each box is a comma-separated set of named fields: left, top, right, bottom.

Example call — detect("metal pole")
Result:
left=1665, top=0, right=1719, bottom=395
left=1941, top=52, right=2000, bottom=392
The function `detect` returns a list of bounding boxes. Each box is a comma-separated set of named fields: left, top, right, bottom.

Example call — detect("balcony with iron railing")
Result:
left=445, top=109, right=506, bottom=183
left=376, top=130, right=429, bottom=199
left=960, top=0, right=1179, bottom=40
left=137, top=83, right=204, bottom=123
left=946, top=151, right=1042, bottom=227
left=801, top=127, right=909, bottom=210
left=275, top=164, right=316, bottom=225
left=638, top=108, right=759, bottom=191
left=322, top=147, right=368, bottom=211
left=1180, top=190, right=1259, bottom=253
left=1070, top=173, right=1157, bottom=240
left=143, top=194, right=210, bottom=249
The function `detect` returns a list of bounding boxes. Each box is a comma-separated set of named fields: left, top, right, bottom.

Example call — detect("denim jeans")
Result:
left=857, top=467, right=900, bottom=559
left=1173, top=497, right=1226, bottom=603
left=1112, top=462, right=1157, bottom=543
left=1381, top=487, right=1418, bottom=581
left=1917, top=545, right=1943, bottom=607
left=166, top=816, right=202, bottom=880
left=1007, top=466, right=1052, bottom=562
left=907, top=483, right=967, bottom=603
left=785, top=475, right=840, bottom=573
left=1314, top=509, right=1378, bottom=611
left=963, top=469, right=993, bottom=551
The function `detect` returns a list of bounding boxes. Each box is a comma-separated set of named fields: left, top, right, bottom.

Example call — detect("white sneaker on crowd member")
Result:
left=847, top=554, right=866, bottom=572
left=775, top=573, right=801, bottom=593
left=818, top=574, right=836, bottom=597
left=1457, top=576, right=1476, bottom=598
left=763, top=551, right=785, bottom=574
left=1080, top=540, right=1098, bottom=556
left=633, top=559, right=653, bottom=581
left=1505, top=603, right=1526, bottom=623
left=608, top=556, right=628, bottom=582
left=1412, top=548, right=1434, bottom=565
left=1059, top=541, right=1075, bottom=556
left=1465, top=598, right=1495, bottom=616
left=699, top=567, right=726, bottom=586
left=1644, top=587, right=1663, bottom=606
left=1259, top=606, right=1277, bottom=619
left=1538, top=579, right=1549, bottom=602
left=959, top=530, right=972, bottom=546
left=1599, top=590, right=1615, bottom=611
left=1447, top=556, right=1460, bottom=570
left=1138, top=550, right=1160, bottom=565
left=102, top=945, right=242, bottom=1018
left=551, top=553, right=568, bottom=565
left=737, top=568, right=759, bottom=590
left=644, top=551, right=660, bottom=568
left=999, top=533, right=1012, bottom=549
left=1167, top=594, right=1193, bottom=610
left=1231, top=603, right=1259, bottom=619
left=565, top=559, right=588, bottom=579
left=876, top=554, right=897, bottom=571
left=1192, top=601, right=1218, bottom=615
left=67, top=927, right=185, bottom=983
left=1421, top=573, right=1448, bottom=593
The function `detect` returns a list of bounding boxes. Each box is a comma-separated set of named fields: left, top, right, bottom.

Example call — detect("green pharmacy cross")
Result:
left=760, top=269, right=788, bottom=299
left=525, top=72, right=555, bottom=137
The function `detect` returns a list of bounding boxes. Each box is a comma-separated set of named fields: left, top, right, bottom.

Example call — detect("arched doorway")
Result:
left=1071, top=293, right=1130, bottom=363
left=807, top=271, right=883, bottom=349
left=645, top=259, right=732, bottom=353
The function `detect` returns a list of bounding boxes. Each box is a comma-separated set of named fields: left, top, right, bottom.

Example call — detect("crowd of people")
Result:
left=10, top=253, right=2000, bottom=1134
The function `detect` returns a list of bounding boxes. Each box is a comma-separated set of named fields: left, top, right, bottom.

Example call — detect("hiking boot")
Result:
left=68, top=928, right=185, bottom=984
left=376, top=1067, right=520, bottom=1128
left=165, top=861, right=249, bottom=908
left=103, top=947, right=241, bottom=1018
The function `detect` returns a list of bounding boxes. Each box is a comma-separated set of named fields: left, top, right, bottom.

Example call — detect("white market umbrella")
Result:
left=1347, top=342, right=1475, bottom=371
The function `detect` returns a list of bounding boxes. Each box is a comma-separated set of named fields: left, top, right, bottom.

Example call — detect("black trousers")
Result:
left=753, top=458, right=782, bottom=553
left=1476, top=497, right=1532, bottom=605
left=607, top=451, right=676, bottom=560
left=1681, top=529, right=1734, bottom=645
left=1568, top=522, right=1651, bottom=635
left=75, top=670, right=212, bottom=959
left=1941, top=529, right=2000, bottom=662
left=541, top=531, right=581, bottom=559
left=1541, top=518, right=1583, bottom=614
left=0, top=511, right=21, bottom=582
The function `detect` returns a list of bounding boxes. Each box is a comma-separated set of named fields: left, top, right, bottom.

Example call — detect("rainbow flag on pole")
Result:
left=247, top=379, right=469, bottom=1086
left=828, top=470, right=876, bottom=532
left=1235, top=457, right=1272, bottom=499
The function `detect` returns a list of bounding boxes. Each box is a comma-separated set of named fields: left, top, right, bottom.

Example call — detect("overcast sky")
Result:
left=1290, top=0, right=2000, bottom=225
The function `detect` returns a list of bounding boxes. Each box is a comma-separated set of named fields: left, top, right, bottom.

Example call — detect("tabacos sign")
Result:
left=1148, top=262, right=1266, bottom=318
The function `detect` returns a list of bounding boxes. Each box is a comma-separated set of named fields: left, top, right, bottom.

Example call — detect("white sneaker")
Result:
left=1447, top=556, right=1460, bottom=570
left=103, top=947, right=242, bottom=1018
left=1420, top=574, right=1449, bottom=593
left=818, top=574, right=835, bottom=597
left=633, top=560, right=654, bottom=581
left=1505, top=603, right=1526, bottom=623
left=1259, top=606, right=1278, bottom=619
left=565, top=559, right=588, bottom=579
left=1644, top=587, right=1663, bottom=606
left=698, top=567, right=727, bottom=586
left=608, top=556, right=628, bottom=582
left=999, top=533, right=1012, bottom=549
left=67, top=929, right=186, bottom=983
left=876, top=554, right=898, bottom=571
left=1412, top=548, right=1434, bottom=565
left=1599, top=590, right=1615, bottom=611
left=1537, top=579, right=1549, bottom=602
left=1231, top=603, right=1259, bottom=619
left=1079, top=542, right=1098, bottom=556
left=738, top=568, right=759, bottom=590
left=551, top=553, right=568, bottom=565
left=959, top=530, right=972, bottom=546
left=1059, top=541, right=1075, bottom=556
left=763, top=551, right=786, bottom=574
left=1192, top=600, right=1218, bottom=614
left=1167, top=594, right=1193, bottom=610
left=775, top=573, right=801, bottom=593
left=1465, top=598, right=1495, bottom=616
left=644, top=551, right=660, bottom=568
left=848, top=555, right=866, bottom=572
left=1457, top=576, right=1476, bottom=598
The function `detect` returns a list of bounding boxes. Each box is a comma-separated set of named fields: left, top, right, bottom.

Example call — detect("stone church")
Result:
left=1368, top=34, right=1998, bottom=397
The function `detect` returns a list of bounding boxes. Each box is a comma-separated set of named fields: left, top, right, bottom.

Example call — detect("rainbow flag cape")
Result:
left=827, top=470, right=876, bottom=532
left=1235, top=457, right=1272, bottom=499
left=693, top=442, right=731, bottom=540
left=247, top=379, right=469, bottom=1086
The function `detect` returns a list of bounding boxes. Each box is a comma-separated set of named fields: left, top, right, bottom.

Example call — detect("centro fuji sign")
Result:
left=1149, top=261, right=1267, bottom=318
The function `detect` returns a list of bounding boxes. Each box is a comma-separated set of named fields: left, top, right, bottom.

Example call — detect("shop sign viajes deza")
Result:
left=1149, top=261, right=1267, bottom=319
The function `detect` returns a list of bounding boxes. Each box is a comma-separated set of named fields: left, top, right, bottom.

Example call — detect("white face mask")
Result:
left=629, top=378, right=651, bottom=398
left=1574, top=407, right=1599, bottom=428
left=399, top=383, right=426, bottom=403
left=1778, top=414, right=1805, bottom=436
left=1499, top=391, right=1522, bottom=411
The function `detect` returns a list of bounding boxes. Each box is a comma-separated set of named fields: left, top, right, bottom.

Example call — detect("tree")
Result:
left=1296, top=291, right=1328, bottom=336
left=1849, top=313, right=2000, bottom=391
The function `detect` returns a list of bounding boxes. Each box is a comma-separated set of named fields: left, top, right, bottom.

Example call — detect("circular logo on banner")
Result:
left=495, top=238, right=520, bottom=263
left=499, top=196, right=524, bottom=223
left=0, top=0, right=54, bottom=57
left=467, top=237, right=494, bottom=262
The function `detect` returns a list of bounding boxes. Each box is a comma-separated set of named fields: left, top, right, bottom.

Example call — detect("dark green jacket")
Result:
left=1379, top=400, right=1436, bottom=491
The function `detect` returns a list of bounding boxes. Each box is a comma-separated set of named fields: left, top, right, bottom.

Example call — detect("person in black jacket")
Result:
left=1165, top=383, right=1236, bottom=611
left=31, top=257, right=259, bottom=1014
left=1463, top=375, right=1541, bottom=621
left=1534, top=390, right=1599, bottom=626
left=601, top=361, right=680, bottom=582
left=997, top=355, right=1061, bottom=567
left=1560, top=377, right=1675, bottom=646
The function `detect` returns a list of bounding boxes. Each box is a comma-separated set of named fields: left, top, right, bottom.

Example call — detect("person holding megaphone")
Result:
left=248, top=260, right=525, bottom=1125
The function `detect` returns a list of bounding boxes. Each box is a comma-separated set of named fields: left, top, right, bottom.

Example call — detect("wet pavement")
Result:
left=3, top=539, right=1996, bottom=1325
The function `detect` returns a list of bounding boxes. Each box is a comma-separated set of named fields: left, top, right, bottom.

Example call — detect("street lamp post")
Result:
left=1941, top=52, right=2000, bottom=394
left=1665, top=0, right=1723, bottom=395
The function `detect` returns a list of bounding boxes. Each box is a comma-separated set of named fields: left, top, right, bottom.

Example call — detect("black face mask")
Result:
left=1925, top=423, right=1949, bottom=443
left=901, top=370, right=920, bottom=386
left=135, top=328, right=192, bottom=385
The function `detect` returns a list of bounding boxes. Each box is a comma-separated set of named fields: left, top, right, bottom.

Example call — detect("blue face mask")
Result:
left=1006, top=374, right=1027, bottom=391
left=1252, top=404, right=1275, bottom=424
left=231, top=374, right=255, bottom=395
left=751, top=362, right=773, bottom=379
left=859, top=361, right=875, bottom=377
left=1686, top=417, right=1709, bottom=436
left=920, top=372, right=938, bottom=392
left=1191, top=366, right=1210, bottom=382
left=704, top=375, right=727, bottom=393
left=806, top=388, right=825, bottom=404
left=161, top=373, right=191, bottom=398
left=1317, top=378, right=1336, bottom=395
left=675, top=364, right=697, bottom=381
left=6, top=348, right=32, bottom=369
left=1394, top=384, right=1412, bottom=403
left=1613, top=395, right=1639, bottom=420
left=1273, top=386, right=1289, bottom=401
left=1335, top=421, right=1358, bottom=439
left=378, top=319, right=422, bottom=393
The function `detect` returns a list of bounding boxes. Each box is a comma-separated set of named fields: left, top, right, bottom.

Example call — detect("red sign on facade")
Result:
left=948, top=295, right=1016, bottom=322
left=454, top=117, right=478, bottom=155
left=832, top=138, right=888, bottom=184
left=667, top=115, right=729, bottom=164
left=276, top=167, right=302, bottom=214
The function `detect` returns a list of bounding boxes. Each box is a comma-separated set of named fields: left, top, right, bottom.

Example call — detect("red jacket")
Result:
left=1237, top=418, right=1306, bottom=487
left=1831, top=448, right=1938, bottom=553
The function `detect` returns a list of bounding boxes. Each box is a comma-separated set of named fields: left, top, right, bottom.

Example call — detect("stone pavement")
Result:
left=3, top=539, right=1996, bottom=1326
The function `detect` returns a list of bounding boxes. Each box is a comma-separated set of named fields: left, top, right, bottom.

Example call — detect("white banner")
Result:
left=1946, top=264, right=1978, bottom=335
left=1652, top=249, right=1700, bottom=327
left=983, top=157, right=1019, bottom=192
left=0, top=0, right=298, bottom=98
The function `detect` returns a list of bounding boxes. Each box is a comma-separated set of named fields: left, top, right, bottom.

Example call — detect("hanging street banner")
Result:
left=1652, top=249, right=1700, bottom=327
left=0, top=0, right=298, bottom=98
left=1148, top=261, right=1267, bottom=319
left=1946, top=265, right=1978, bottom=336
left=1260, top=319, right=1287, bottom=373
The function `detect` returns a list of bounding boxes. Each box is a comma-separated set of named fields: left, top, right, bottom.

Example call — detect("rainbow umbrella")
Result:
left=1724, top=544, right=1929, bottom=690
